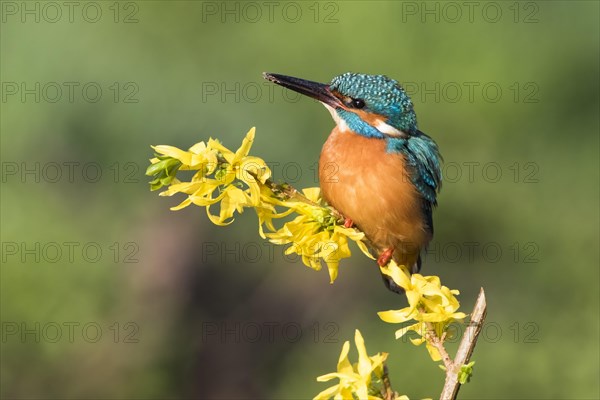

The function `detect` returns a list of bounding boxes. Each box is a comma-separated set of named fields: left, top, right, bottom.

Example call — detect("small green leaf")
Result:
left=160, top=176, right=174, bottom=185
left=458, top=361, right=475, bottom=384
left=146, top=156, right=182, bottom=190
left=146, top=160, right=168, bottom=176
left=165, top=158, right=182, bottom=171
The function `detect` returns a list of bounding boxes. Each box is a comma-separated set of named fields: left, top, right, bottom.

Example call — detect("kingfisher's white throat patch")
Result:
left=374, top=120, right=406, bottom=137
left=322, top=103, right=349, bottom=132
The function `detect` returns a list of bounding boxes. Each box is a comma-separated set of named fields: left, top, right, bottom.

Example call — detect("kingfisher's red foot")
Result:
left=377, top=248, right=394, bottom=267
left=343, top=218, right=354, bottom=228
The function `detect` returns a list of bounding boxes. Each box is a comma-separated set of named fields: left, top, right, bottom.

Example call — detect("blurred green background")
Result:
left=1, top=1, right=598, bottom=399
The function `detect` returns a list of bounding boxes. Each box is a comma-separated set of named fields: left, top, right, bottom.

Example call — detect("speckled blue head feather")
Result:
left=329, top=73, right=418, bottom=135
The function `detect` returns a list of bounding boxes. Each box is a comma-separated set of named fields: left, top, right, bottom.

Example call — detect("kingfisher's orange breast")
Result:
left=319, top=126, right=430, bottom=268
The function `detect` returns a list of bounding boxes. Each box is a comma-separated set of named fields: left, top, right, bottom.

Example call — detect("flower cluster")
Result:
left=313, top=330, right=407, bottom=400
left=146, top=128, right=372, bottom=283
left=377, top=262, right=466, bottom=361
left=264, top=187, right=374, bottom=282
left=147, top=127, right=270, bottom=224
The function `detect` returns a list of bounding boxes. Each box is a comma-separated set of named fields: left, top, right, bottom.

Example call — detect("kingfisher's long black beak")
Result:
left=263, top=72, right=342, bottom=108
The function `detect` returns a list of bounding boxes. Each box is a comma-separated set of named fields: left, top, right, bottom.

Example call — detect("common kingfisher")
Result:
left=263, top=72, right=442, bottom=293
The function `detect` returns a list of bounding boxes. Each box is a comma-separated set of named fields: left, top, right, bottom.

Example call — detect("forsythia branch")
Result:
left=440, top=288, right=487, bottom=400
left=381, top=364, right=396, bottom=400
left=250, top=171, right=345, bottom=222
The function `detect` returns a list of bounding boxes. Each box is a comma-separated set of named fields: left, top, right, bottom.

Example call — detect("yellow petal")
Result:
left=189, top=186, right=227, bottom=206
left=355, top=239, right=375, bottom=259
left=410, top=336, right=425, bottom=346
left=315, top=372, right=344, bottom=383
left=329, top=233, right=351, bottom=260
left=337, top=341, right=352, bottom=374
left=302, top=254, right=322, bottom=271
left=377, top=307, right=416, bottom=324
left=206, top=206, right=234, bottom=226
left=188, top=141, right=207, bottom=154
left=161, top=181, right=205, bottom=196
left=325, top=259, right=339, bottom=283
left=405, top=290, right=422, bottom=309
left=394, top=322, right=422, bottom=339
left=380, top=262, right=412, bottom=291
left=453, top=312, right=467, bottom=320
left=354, top=384, right=370, bottom=400
left=333, top=226, right=363, bottom=240
left=369, top=352, right=388, bottom=381
left=256, top=206, right=294, bottom=239
left=302, top=187, right=321, bottom=202
left=354, top=330, right=372, bottom=379
left=233, top=127, right=256, bottom=163
left=152, top=145, right=192, bottom=166
left=207, top=138, right=234, bottom=163
left=170, top=197, right=192, bottom=211
left=204, top=187, right=242, bottom=225
left=216, top=186, right=248, bottom=223
left=425, top=342, right=442, bottom=361
left=312, top=384, right=340, bottom=400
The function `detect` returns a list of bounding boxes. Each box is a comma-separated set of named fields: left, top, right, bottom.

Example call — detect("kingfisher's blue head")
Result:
left=263, top=72, right=417, bottom=138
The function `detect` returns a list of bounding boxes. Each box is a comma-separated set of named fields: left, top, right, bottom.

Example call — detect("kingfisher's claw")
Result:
left=377, top=248, right=394, bottom=267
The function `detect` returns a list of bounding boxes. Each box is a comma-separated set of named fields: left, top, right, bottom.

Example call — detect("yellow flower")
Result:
left=151, top=134, right=220, bottom=176
left=378, top=262, right=465, bottom=325
left=377, top=262, right=421, bottom=324
left=223, top=127, right=271, bottom=206
left=314, top=330, right=389, bottom=400
left=205, top=185, right=250, bottom=226
left=377, top=262, right=466, bottom=362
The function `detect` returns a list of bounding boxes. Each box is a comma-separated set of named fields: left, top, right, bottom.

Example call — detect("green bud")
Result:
left=215, top=168, right=227, bottom=182
left=458, top=361, right=475, bottom=384
left=145, top=159, right=168, bottom=176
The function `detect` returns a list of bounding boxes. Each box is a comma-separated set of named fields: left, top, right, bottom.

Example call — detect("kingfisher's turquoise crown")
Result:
left=329, top=73, right=418, bottom=135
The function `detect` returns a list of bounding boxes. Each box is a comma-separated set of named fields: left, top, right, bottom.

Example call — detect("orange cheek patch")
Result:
left=353, top=109, right=387, bottom=127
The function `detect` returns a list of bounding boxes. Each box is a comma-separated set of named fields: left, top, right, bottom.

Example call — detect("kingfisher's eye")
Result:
left=351, top=98, right=365, bottom=109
